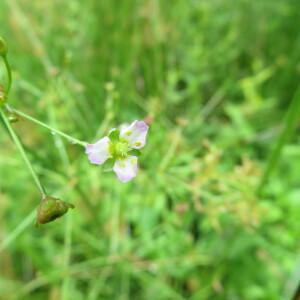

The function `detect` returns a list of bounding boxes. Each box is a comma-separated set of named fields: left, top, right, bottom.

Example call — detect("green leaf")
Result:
left=104, top=158, right=115, bottom=169
left=108, top=128, right=120, bottom=142
left=129, top=149, right=142, bottom=157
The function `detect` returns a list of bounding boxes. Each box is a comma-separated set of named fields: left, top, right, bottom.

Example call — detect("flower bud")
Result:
left=0, top=37, right=8, bottom=56
left=36, top=195, right=74, bottom=225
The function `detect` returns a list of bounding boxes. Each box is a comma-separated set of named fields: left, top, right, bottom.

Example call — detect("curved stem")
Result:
left=0, top=108, right=46, bottom=196
left=10, top=107, right=88, bottom=147
left=3, top=55, right=12, bottom=95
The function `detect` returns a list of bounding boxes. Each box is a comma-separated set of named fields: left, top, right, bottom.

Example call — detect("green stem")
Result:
left=3, top=55, right=12, bottom=95
left=10, top=107, right=87, bottom=147
left=257, top=86, right=300, bottom=194
left=0, top=108, right=46, bottom=196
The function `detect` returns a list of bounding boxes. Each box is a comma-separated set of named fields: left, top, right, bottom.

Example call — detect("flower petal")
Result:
left=85, top=136, right=110, bottom=165
left=113, top=156, right=138, bottom=183
left=120, top=120, right=149, bottom=149
left=119, top=123, right=130, bottom=132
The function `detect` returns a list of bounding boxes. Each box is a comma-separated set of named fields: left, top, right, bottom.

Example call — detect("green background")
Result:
left=0, top=0, right=300, bottom=299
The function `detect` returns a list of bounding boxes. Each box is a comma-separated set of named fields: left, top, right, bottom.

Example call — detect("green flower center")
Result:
left=109, top=139, right=130, bottom=159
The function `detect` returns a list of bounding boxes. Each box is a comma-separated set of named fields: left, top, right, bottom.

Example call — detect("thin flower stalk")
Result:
left=10, top=107, right=88, bottom=147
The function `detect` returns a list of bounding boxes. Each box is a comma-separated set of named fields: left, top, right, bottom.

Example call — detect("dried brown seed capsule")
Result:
left=36, top=196, right=74, bottom=225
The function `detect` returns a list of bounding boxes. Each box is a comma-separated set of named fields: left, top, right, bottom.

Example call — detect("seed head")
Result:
left=36, top=195, right=74, bottom=225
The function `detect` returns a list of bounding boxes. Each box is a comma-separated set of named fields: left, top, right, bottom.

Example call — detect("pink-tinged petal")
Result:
left=113, top=156, right=138, bottom=183
left=85, top=136, right=110, bottom=165
left=120, top=120, right=149, bottom=149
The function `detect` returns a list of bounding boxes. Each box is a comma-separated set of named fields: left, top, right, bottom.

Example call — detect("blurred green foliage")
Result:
left=0, top=0, right=300, bottom=299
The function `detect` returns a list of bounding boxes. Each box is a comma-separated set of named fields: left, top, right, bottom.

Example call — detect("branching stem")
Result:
left=0, top=108, right=47, bottom=196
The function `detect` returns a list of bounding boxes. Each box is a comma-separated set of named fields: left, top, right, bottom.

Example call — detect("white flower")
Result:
left=85, top=120, right=149, bottom=183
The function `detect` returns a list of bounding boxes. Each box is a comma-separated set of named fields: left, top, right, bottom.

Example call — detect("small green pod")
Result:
left=36, top=196, right=74, bottom=225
